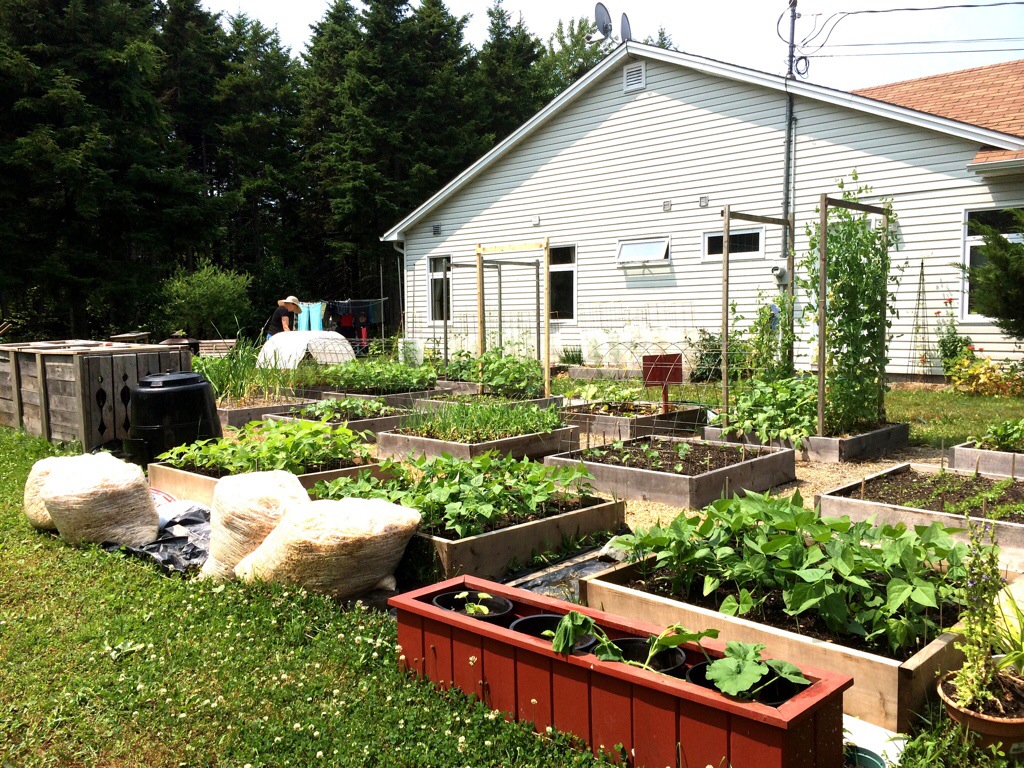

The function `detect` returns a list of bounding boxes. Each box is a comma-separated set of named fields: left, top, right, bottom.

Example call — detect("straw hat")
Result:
left=278, top=295, right=302, bottom=313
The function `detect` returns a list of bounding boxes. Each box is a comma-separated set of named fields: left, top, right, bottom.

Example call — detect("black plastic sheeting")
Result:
left=104, top=502, right=210, bottom=573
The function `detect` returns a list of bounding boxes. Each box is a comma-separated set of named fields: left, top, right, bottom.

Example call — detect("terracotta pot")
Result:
left=937, top=672, right=1024, bottom=758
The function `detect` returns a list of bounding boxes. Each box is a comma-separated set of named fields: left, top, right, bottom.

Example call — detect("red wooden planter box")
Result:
left=390, top=576, right=852, bottom=768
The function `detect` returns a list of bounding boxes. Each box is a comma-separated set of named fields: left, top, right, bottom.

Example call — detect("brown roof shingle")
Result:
left=853, top=59, right=1024, bottom=141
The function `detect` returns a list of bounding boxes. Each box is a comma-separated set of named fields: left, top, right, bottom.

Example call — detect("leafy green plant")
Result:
left=296, top=397, right=402, bottom=421
left=745, top=291, right=796, bottom=382
left=455, top=591, right=493, bottom=616
left=937, top=297, right=974, bottom=375
left=798, top=173, right=897, bottom=436
left=720, top=375, right=816, bottom=449
left=478, top=349, right=543, bottom=398
left=314, top=452, right=593, bottom=539
left=398, top=402, right=563, bottom=443
left=558, top=379, right=644, bottom=403
left=158, top=419, right=372, bottom=476
left=305, top=359, right=437, bottom=395
left=558, top=346, right=584, bottom=366
left=611, top=491, right=971, bottom=655
left=689, top=329, right=750, bottom=383
left=949, top=355, right=1024, bottom=397
left=705, top=641, right=809, bottom=699
left=193, top=336, right=302, bottom=405
left=440, top=350, right=478, bottom=382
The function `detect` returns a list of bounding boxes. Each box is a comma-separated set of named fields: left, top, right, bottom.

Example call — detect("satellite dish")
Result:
left=594, top=3, right=613, bottom=38
left=621, top=13, right=632, bottom=42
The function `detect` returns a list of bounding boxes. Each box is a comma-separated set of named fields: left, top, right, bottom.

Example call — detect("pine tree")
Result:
left=473, top=0, right=547, bottom=145
left=967, top=210, right=1024, bottom=341
left=538, top=17, right=615, bottom=100
left=644, top=27, right=677, bottom=51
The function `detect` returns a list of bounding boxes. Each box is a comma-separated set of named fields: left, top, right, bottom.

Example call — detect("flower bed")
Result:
left=817, top=462, right=1024, bottom=572
left=564, top=401, right=705, bottom=441
left=391, top=575, right=852, bottom=768
left=581, top=492, right=972, bottom=731
left=314, top=453, right=623, bottom=581
left=702, top=423, right=910, bottom=462
left=544, top=436, right=795, bottom=507
left=265, top=397, right=409, bottom=442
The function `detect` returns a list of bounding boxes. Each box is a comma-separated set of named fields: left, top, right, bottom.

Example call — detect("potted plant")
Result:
left=432, top=589, right=513, bottom=623
left=937, top=516, right=1024, bottom=753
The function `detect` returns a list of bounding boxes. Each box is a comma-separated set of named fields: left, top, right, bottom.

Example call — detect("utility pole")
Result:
left=780, top=0, right=798, bottom=260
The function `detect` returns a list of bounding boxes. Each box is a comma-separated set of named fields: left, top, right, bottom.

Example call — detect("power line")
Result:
left=823, top=36, right=1024, bottom=47
left=809, top=46, right=1024, bottom=56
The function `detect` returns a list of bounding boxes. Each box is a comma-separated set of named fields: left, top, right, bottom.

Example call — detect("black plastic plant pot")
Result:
left=685, top=660, right=714, bottom=689
left=611, top=637, right=686, bottom=675
left=843, top=746, right=886, bottom=768
left=508, top=614, right=597, bottom=653
left=685, top=662, right=806, bottom=708
left=431, top=590, right=514, bottom=623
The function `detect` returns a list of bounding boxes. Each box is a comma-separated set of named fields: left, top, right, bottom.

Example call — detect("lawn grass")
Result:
left=0, top=427, right=610, bottom=767
left=885, top=387, right=1024, bottom=448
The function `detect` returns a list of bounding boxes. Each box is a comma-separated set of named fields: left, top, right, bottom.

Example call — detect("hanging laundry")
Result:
left=297, top=303, right=313, bottom=332
left=308, top=302, right=325, bottom=332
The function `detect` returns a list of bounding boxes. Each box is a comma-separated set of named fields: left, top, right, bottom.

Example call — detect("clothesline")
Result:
left=293, top=298, right=388, bottom=333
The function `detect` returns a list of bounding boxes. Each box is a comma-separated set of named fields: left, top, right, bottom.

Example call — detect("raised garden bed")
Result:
left=702, top=422, right=910, bottom=463
left=217, top=396, right=316, bottom=429
left=324, top=388, right=449, bottom=408
left=412, top=393, right=564, bottom=411
left=544, top=436, right=795, bottom=507
left=265, top=412, right=406, bottom=442
left=948, top=441, right=1024, bottom=479
left=391, top=575, right=852, bottom=768
left=377, top=427, right=578, bottom=461
left=817, top=462, right=1024, bottom=572
left=434, top=379, right=483, bottom=395
left=147, top=461, right=384, bottom=507
left=564, top=401, right=705, bottom=440
left=580, top=559, right=961, bottom=733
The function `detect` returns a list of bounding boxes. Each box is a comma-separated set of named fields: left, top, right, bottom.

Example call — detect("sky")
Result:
left=202, top=0, right=1024, bottom=91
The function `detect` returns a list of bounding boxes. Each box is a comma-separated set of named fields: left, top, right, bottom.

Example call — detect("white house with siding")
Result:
left=381, top=43, right=1024, bottom=374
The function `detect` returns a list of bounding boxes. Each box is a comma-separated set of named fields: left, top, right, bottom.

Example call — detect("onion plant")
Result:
left=399, top=403, right=563, bottom=443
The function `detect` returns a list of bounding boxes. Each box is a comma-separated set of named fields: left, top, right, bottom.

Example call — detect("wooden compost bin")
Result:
left=581, top=560, right=962, bottom=733
left=0, top=340, right=192, bottom=450
left=392, top=575, right=852, bottom=768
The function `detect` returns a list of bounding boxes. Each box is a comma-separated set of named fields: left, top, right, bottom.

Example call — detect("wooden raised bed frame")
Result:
left=702, top=423, right=910, bottom=463
left=948, top=441, right=1024, bottom=479
left=391, top=575, right=852, bottom=768
left=581, top=559, right=961, bottom=733
left=148, top=461, right=384, bottom=507
left=411, top=394, right=565, bottom=411
left=563, top=402, right=706, bottom=440
left=0, top=340, right=191, bottom=450
left=217, top=398, right=316, bottom=429
left=817, top=462, right=1024, bottom=573
left=544, top=436, right=796, bottom=508
left=415, top=497, right=625, bottom=581
left=324, top=388, right=450, bottom=408
left=377, top=426, right=579, bottom=461
left=264, top=411, right=408, bottom=443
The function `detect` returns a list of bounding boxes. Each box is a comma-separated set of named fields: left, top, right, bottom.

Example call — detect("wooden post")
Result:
left=442, top=257, right=449, bottom=363
left=817, top=193, right=828, bottom=437
left=35, top=353, right=50, bottom=440
left=721, top=206, right=731, bottom=428
left=543, top=238, right=552, bottom=398
left=10, top=350, right=22, bottom=429
left=534, top=261, right=542, bottom=361
left=879, top=212, right=889, bottom=423
left=497, top=264, right=503, bottom=348
left=476, top=247, right=485, bottom=356
left=787, top=212, right=796, bottom=372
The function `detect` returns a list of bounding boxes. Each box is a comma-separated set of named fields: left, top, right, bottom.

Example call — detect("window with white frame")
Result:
left=428, top=255, right=451, bottom=322
left=549, top=246, right=575, bottom=321
left=703, top=228, right=763, bottom=260
left=963, top=208, right=1024, bottom=318
left=616, top=237, right=671, bottom=265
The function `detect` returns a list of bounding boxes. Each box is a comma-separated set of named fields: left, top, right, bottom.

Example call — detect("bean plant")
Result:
left=314, top=452, right=594, bottom=538
left=611, top=491, right=971, bottom=655
left=439, top=349, right=543, bottom=398
left=399, top=402, right=563, bottom=443
left=307, top=359, right=437, bottom=395
left=975, top=418, right=1024, bottom=453
left=158, top=419, right=372, bottom=475
left=721, top=376, right=816, bottom=449
left=799, top=173, right=898, bottom=436
left=296, top=397, right=402, bottom=421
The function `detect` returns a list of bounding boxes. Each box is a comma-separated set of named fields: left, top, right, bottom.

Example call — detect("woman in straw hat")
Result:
left=268, top=295, right=302, bottom=336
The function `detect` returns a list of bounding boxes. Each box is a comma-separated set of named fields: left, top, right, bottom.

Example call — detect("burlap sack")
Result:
left=199, top=471, right=309, bottom=580
left=23, top=456, right=77, bottom=530
left=234, top=498, right=421, bottom=599
left=40, top=453, right=158, bottom=547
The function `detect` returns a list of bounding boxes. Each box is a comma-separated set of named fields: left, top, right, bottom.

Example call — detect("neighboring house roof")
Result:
left=381, top=43, right=1024, bottom=242
left=853, top=59, right=1024, bottom=172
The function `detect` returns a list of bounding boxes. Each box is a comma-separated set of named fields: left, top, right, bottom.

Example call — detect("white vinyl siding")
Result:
left=401, top=56, right=1024, bottom=372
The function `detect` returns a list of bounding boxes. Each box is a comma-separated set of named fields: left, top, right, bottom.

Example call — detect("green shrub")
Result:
left=157, top=258, right=253, bottom=339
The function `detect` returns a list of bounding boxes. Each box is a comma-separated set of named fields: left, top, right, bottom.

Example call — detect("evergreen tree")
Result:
left=967, top=210, right=1024, bottom=341
left=0, top=0, right=210, bottom=337
left=644, top=26, right=677, bottom=50
left=538, top=17, right=615, bottom=99
left=473, top=1, right=547, bottom=145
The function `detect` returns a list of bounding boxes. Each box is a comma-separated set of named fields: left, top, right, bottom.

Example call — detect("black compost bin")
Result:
left=123, top=371, right=221, bottom=465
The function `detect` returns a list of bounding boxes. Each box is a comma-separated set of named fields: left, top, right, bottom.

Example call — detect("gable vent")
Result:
left=623, top=61, right=646, bottom=93
left=431, top=223, right=442, bottom=236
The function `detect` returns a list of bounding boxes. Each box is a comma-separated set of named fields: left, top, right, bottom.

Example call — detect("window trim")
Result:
left=548, top=243, right=577, bottom=325
left=426, top=254, right=452, bottom=324
left=701, top=227, right=765, bottom=262
left=615, top=236, right=671, bottom=266
left=961, top=204, right=1024, bottom=322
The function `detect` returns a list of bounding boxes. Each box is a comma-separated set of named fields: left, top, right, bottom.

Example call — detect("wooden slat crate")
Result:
left=198, top=339, right=236, bottom=358
left=0, top=340, right=192, bottom=450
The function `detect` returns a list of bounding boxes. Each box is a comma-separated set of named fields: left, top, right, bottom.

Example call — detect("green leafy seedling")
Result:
left=455, top=590, right=491, bottom=616
left=706, top=641, right=810, bottom=699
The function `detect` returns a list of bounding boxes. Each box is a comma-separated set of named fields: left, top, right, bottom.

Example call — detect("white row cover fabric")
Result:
left=257, top=331, right=355, bottom=370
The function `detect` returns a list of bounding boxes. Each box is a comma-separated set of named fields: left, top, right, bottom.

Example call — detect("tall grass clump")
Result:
left=193, top=337, right=300, bottom=404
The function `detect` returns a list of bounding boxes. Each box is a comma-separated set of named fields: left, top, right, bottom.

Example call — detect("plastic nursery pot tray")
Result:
left=947, top=441, right=1024, bottom=479
left=147, top=461, right=386, bottom=508
left=376, top=426, right=579, bottom=462
left=563, top=402, right=707, bottom=441
left=404, top=496, right=625, bottom=582
left=701, top=423, right=910, bottom=463
left=816, top=462, right=1024, bottom=575
left=543, top=436, right=796, bottom=508
left=264, top=412, right=409, bottom=443
left=390, top=575, right=852, bottom=768
left=580, top=558, right=964, bottom=734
